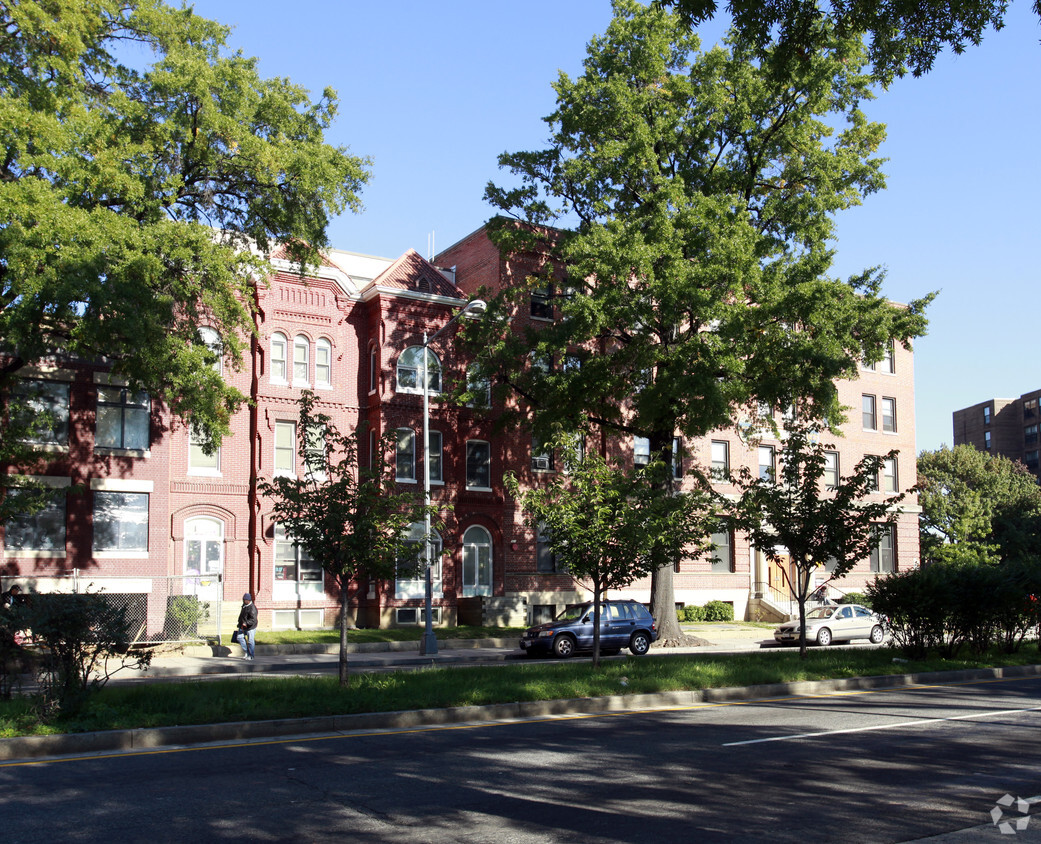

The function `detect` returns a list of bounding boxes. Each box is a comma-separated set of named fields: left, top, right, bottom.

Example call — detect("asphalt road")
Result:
left=3, top=675, right=1040, bottom=843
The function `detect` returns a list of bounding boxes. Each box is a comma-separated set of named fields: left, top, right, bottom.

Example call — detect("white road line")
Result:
left=724, top=705, right=1041, bottom=746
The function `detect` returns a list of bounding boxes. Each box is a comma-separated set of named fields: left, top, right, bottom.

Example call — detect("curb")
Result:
left=4, top=663, right=1040, bottom=762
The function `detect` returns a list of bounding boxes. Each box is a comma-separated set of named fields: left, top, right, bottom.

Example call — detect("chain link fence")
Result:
left=21, top=571, right=225, bottom=645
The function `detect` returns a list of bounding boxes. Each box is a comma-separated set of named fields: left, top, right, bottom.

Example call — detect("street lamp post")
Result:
left=420, top=298, right=487, bottom=656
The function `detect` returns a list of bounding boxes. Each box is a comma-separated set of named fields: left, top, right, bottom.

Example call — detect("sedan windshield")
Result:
left=806, top=607, right=838, bottom=620
left=555, top=604, right=592, bottom=623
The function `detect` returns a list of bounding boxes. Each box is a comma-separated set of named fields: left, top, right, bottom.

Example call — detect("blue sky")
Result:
left=187, top=0, right=1041, bottom=455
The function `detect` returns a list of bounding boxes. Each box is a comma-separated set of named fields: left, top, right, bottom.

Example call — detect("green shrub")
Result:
left=838, top=591, right=869, bottom=607
left=677, top=602, right=734, bottom=623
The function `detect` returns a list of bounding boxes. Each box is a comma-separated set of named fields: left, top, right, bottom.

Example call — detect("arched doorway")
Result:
left=461, top=525, right=492, bottom=597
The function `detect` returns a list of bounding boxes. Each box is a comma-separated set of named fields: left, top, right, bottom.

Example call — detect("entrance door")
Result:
left=185, top=517, right=224, bottom=603
left=768, top=552, right=790, bottom=597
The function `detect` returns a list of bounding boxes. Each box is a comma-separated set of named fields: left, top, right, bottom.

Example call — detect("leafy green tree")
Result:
left=468, top=0, right=931, bottom=642
left=732, top=422, right=905, bottom=656
left=917, top=444, right=1041, bottom=567
left=507, top=437, right=717, bottom=665
left=259, top=392, right=436, bottom=686
left=0, top=0, right=369, bottom=450
left=656, top=0, right=1021, bottom=83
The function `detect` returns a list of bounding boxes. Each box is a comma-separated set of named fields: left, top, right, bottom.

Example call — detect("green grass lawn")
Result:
left=3, top=644, right=1039, bottom=738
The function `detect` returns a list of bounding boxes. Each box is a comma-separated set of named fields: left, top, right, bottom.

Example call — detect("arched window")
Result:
left=293, top=335, right=310, bottom=385
left=184, top=516, right=224, bottom=601
left=396, top=346, right=441, bottom=394
left=271, top=333, right=288, bottom=383
left=396, top=523, right=442, bottom=599
left=462, top=525, right=492, bottom=597
left=315, top=338, right=332, bottom=388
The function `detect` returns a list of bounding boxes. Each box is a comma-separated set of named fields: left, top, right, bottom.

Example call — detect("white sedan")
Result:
left=774, top=604, right=886, bottom=646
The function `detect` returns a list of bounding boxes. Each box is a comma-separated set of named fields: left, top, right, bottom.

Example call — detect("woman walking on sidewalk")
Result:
left=235, top=593, right=257, bottom=660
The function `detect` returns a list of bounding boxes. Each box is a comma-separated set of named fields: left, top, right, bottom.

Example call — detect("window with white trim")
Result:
left=883, top=456, right=899, bottom=494
left=882, top=397, right=897, bottom=433
left=3, top=487, right=66, bottom=552
left=862, top=394, right=877, bottom=431
left=395, top=523, right=441, bottom=599
left=396, top=346, right=441, bottom=394
left=465, top=440, right=491, bottom=489
left=709, top=529, right=732, bottom=573
left=711, top=440, right=729, bottom=479
left=396, top=428, right=416, bottom=481
left=93, top=491, right=149, bottom=552
left=870, top=525, right=895, bottom=572
left=273, top=525, right=323, bottom=600
left=369, top=345, right=379, bottom=393
left=271, top=333, right=288, bottom=383
left=274, top=420, right=296, bottom=476
left=293, top=335, right=310, bottom=385
left=758, top=445, right=774, bottom=482
left=188, top=426, right=220, bottom=474
left=532, top=435, right=553, bottom=472
left=823, top=451, right=839, bottom=489
left=96, top=386, right=150, bottom=450
left=198, top=326, right=223, bottom=373
left=315, top=338, right=332, bottom=388
left=427, top=430, right=443, bottom=483
left=462, top=525, right=493, bottom=596
left=634, top=436, right=650, bottom=467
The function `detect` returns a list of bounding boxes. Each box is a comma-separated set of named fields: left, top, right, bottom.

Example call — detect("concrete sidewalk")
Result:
left=131, top=623, right=774, bottom=681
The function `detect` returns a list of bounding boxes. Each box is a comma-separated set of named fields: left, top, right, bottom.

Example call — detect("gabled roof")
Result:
left=371, top=249, right=464, bottom=300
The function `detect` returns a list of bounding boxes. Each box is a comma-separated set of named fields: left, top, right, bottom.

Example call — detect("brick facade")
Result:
left=2, top=227, right=922, bottom=630
left=953, top=391, right=1041, bottom=479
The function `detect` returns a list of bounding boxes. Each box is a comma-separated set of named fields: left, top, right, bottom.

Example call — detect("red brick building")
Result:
left=1, top=225, right=921, bottom=633
left=953, top=390, right=1041, bottom=480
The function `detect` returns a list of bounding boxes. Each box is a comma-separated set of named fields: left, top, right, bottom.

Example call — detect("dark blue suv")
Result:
left=520, top=599, right=658, bottom=659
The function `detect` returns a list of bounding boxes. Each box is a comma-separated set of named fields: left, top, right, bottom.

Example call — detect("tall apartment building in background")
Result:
left=952, top=389, right=1041, bottom=480
left=1, top=223, right=921, bottom=633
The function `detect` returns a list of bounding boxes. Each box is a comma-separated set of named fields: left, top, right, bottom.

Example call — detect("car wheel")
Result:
left=629, top=631, right=651, bottom=656
left=816, top=627, right=833, bottom=647
left=869, top=625, right=885, bottom=644
left=553, top=635, right=576, bottom=659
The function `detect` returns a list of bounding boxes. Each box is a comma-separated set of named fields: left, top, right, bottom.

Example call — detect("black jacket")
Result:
left=237, top=601, right=258, bottom=631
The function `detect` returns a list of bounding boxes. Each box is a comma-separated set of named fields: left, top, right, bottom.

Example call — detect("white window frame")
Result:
left=293, top=335, right=310, bottom=386
left=711, top=440, right=729, bottom=479
left=315, top=338, right=332, bottom=389
left=396, top=428, right=416, bottom=482
left=396, top=346, right=441, bottom=395
left=92, top=490, right=149, bottom=554
left=368, top=345, right=379, bottom=394
left=862, top=394, right=877, bottom=431
left=271, top=333, right=288, bottom=384
left=396, top=523, right=442, bottom=599
left=883, top=456, right=899, bottom=494
left=188, top=426, right=220, bottom=475
left=2, top=479, right=69, bottom=557
left=882, top=397, right=897, bottom=433
left=758, top=445, right=775, bottom=482
left=273, top=524, right=324, bottom=601
left=274, top=420, right=297, bottom=477
left=462, top=524, right=493, bottom=597
left=634, top=436, right=650, bottom=467
left=198, top=326, right=223, bottom=374
left=823, top=451, right=839, bottom=490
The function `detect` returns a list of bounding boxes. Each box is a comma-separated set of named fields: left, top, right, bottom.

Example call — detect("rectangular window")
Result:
left=428, top=430, right=443, bottom=483
left=1025, top=398, right=1038, bottom=419
left=274, top=420, right=296, bottom=476
left=369, top=347, right=378, bottom=393
left=92, top=491, right=148, bottom=552
left=305, top=423, right=326, bottom=479
left=823, top=451, right=839, bottom=489
left=96, top=386, right=150, bottom=450
left=3, top=488, right=66, bottom=551
left=271, top=334, right=288, bottom=383
left=466, top=440, right=491, bottom=489
left=983, top=405, right=992, bottom=425
left=1026, top=450, right=1039, bottom=471
left=188, top=426, right=220, bottom=473
left=293, top=336, right=309, bottom=384
left=866, top=458, right=879, bottom=493
left=985, top=430, right=992, bottom=450
left=711, top=440, right=729, bottom=479
left=881, top=341, right=895, bottom=374
left=758, top=446, right=774, bottom=482
left=1026, top=425, right=1039, bottom=447
left=710, top=530, right=732, bottom=574
left=672, top=437, right=683, bottom=479
left=11, top=379, right=69, bottom=445
left=883, top=457, right=899, bottom=493
left=530, top=283, right=553, bottom=319
left=634, top=436, right=650, bottom=467
left=536, top=522, right=556, bottom=573
left=862, top=394, right=877, bottom=431
left=368, top=428, right=376, bottom=471
left=870, top=526, right=895, bottom=573
left=396, top=429, right=416, bottom=482
left=881, top=397, right=896, bottom=433
left=274, top=525, right=323, bottom=600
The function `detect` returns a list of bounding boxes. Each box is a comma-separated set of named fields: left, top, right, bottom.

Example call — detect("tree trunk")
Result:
left=592, top=584, right=602, bottom=670
left=338, top=577, right=350, bottom=687
left=648, top=431, right=683, bottom=644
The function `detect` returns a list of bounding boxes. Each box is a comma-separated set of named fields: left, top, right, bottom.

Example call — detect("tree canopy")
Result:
left=0, top=0, right=369, bottom=446
left=468, top=0, right=931, bottom=639
left=917, top=444, right=1041, bottom=567
left=656, top=0, right=1025, bottom=83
